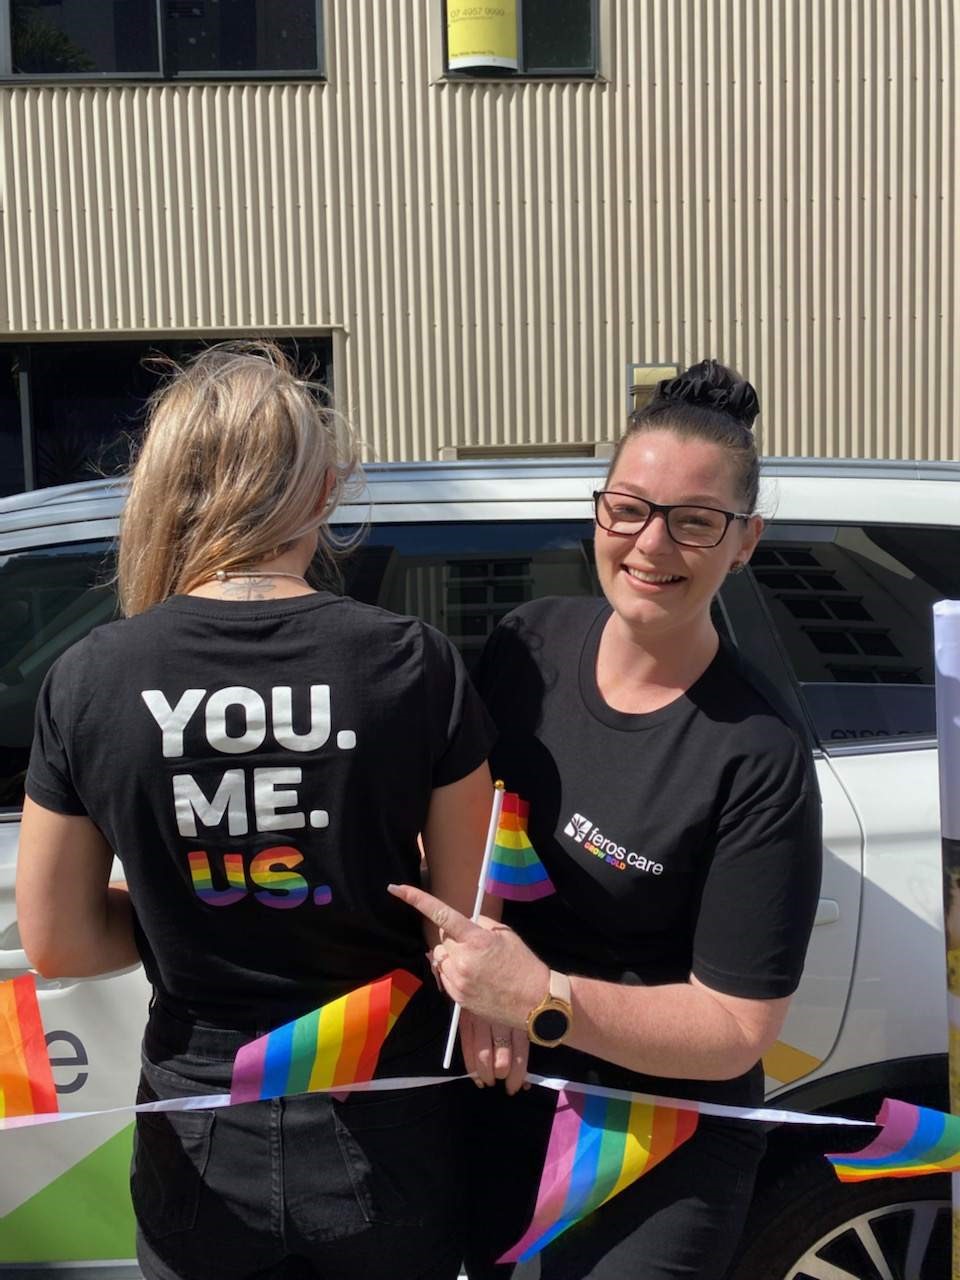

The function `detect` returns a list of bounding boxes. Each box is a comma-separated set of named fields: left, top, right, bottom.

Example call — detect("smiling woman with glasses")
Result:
left=391, top=358, right=823, bottom=1280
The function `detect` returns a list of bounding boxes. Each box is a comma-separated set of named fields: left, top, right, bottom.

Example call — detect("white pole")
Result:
left=934, top=600, right=960, bottom=1280
left=441, top=780, right=505, bottom=1070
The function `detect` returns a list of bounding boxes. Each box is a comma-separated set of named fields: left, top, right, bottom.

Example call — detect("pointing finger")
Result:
left=387, top=883, right=477, bottom=942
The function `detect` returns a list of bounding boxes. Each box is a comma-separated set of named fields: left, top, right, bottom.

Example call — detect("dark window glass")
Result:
left=828, top=599, right=871, bottom=621
left=166, top=0, right=318, bottom=75
left=0, top=356, right=23, bottom=497
left=806, top=629, right=858, bottom=656
left=330, top=521, right=598, bottom=670
left=752, top=525, right=960, bottom=744
left=523, top=0, right=593, bottom=70
left=12, top=337, right=332, bottom=493
left=0, top=542, right=116, bottom=810
left=12, top=0, right=159, bottom=74
left=783, top=598, right=832, bottom=620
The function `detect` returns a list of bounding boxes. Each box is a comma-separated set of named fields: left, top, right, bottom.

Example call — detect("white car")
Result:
left=0, top=457, right=957, bottom=1279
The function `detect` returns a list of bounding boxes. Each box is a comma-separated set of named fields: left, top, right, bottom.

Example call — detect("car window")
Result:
left=751, top=524, right=960, bottom=745
left=334, top=521, right=601, bottom=670
left=0, top=541, right=117, bottom=809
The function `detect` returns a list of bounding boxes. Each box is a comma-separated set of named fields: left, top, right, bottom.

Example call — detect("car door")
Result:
left=729, top=520, right=958, bottom=1091
left=718, top=542, right=865, bottom=1095
left=0, top=538, right=146, bottom=1276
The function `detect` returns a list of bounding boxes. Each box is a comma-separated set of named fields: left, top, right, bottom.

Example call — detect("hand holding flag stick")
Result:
left=388, top=874, right=551, bottom=1067
left=440, top=779, right=505, bottom=1069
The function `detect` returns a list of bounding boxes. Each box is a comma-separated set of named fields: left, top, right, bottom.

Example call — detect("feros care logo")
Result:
left=563, top=812, right=664, bottom=876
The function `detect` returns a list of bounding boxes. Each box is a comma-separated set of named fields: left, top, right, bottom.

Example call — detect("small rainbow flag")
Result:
left=827, top=1097, right=960, bottom=1180
left=499, top=1089, right=698, bottom=1262
left=230, top=969, right=421, bottom=1104
left=0, top=975, right=58, bottom=1119
left=484, top=792, right=555, bottom=901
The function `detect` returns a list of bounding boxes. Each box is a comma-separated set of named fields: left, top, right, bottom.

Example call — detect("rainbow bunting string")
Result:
left=827, top=1097, right=960, bottom=1180
left=230, top=969, right=421, bottom=1104
left=0, top=974, right=58, bottom=1119
left=499, top=1088, right=698, bottom=1262
left=484, top=792, right=555, bottom=902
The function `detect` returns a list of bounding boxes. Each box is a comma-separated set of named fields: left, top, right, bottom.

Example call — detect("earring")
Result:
left=728, top=561, right=746, bottom=575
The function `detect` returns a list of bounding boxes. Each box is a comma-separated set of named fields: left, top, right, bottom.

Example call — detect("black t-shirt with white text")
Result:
left=474, top=596, right=822, bottom=1104
left=27, top=592, right=494, bottom=1047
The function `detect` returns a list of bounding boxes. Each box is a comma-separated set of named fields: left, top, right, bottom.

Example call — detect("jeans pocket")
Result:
left=131, top=1061, right=216, bottom=1240
left=332, top=1085, right=458, bottom=1229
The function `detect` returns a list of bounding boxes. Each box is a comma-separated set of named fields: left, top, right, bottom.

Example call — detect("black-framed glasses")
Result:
left=593, top=490, right=750, bottom=548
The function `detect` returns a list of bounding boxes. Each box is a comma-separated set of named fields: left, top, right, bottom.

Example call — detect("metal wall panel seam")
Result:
left=235, top=87, right=255, bottom=329
left=305, top=81, right=326, bottom=339
left=426, top=49, right=447, bottom=458
left=16, top=91, right=38, bottom=329
left=0, top=92, right=14, bottom=329
left=143, top=91, right=165, bottom=331
left=109, top=89, right=126, bottom=329
left=945, top=0, right=960, bottom=458
left=471, top=88, right=490, bottom=450
left=196, top=90, right=218, bottom=330
left=486, top=84, right=506, bottom=453
left=381, top=6, right=408, bottom=458
left=387, top=7, right=407, bottom=449
left=157, top=91, right=177, bottom=328
left=265, top=89, right=283, bottom=327
left=280, top=90, right=297, bottom=327
left=924, top=1, right=943, bottom=460
left=404, top=4, right=430, bottom=456
left=358, top=1, right=388, bottom=457
left=333, top=0, right=361, bottom=439
left=38, top=89, right=58, bottom=329
left=875, top=5, right=890, bottom=457
left=214, top=88, right=234, bottom=328
left=123, top=91, right=144, bottom=330
left=823, top=0, right=839, bottom=458
left=173, top=91, right=194, bottom=330
left=63, top=88, right=81, bottom=327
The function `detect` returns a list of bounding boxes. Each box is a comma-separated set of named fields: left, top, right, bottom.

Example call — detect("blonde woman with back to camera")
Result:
left=17, top=343, right=495, bottom=1280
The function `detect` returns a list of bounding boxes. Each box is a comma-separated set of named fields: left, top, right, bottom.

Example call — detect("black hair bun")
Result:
left=655, top=358, right=760, bottom=428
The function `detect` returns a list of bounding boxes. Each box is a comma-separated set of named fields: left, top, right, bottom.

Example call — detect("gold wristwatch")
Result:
left=526, top=970, right=573, bottom=1047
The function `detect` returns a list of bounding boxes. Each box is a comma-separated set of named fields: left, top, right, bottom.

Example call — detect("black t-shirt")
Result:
left=474, top=596, right=822, bottom=1104
left=27, top=592, right=494, bottom=1045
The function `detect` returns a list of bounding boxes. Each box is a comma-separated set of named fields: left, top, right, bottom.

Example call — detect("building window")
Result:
left=444, top=0, right=597, bottom=78
left=2, top=0, right=323, bottom=79
left=1, top=336, right=333, bottom=492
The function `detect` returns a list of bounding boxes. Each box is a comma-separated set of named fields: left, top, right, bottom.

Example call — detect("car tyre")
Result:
left=727, top=1155, right=950, bottom=1280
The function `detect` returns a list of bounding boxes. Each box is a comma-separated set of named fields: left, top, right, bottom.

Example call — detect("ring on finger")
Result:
left=493, top=1035, right=511, bottom=1048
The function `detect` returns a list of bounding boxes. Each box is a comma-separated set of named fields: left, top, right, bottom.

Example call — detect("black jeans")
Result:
left=133, top=1001, right=463, bottom=1280
left=462, top=1081, right=765, bottom=1280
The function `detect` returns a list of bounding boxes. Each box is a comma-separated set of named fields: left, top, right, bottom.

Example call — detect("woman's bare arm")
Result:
left=17, top=797, right=139, bottom=977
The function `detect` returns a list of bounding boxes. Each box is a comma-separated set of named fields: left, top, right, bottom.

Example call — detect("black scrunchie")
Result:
left=655, top=359, right=759, bottom=428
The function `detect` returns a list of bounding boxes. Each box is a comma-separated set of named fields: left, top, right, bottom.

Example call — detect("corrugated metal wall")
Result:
left=0, top=1, right=957, bottom=460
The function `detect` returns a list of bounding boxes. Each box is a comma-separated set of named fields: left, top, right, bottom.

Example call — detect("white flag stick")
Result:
left=441, top=779, right=506, bottom=1069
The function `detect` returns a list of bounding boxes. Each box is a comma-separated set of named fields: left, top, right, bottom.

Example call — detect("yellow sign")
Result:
left=447, top=2, right=518, bottom=72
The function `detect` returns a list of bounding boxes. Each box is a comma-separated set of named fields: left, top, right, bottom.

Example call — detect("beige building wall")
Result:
left=0, top=0, right=957, bottom=460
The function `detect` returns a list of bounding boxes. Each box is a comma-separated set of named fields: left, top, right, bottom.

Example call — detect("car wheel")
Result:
left=727, top=1156, right=950, bottom=1280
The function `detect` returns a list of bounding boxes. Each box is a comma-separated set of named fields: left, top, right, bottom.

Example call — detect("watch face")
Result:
left=532, top=1006, right=569, bottom=1043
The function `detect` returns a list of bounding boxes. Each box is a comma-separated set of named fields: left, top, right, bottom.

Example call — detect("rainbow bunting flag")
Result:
left=484, top=791, right=555, bottom=901
left=0, top=974, right=58, bottom=1119
left=230, top=969, right=421, bottom=1104
left=827, top=1097, right=960, bottom=1180
left=499, top=1089, right=698, bottom=1262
